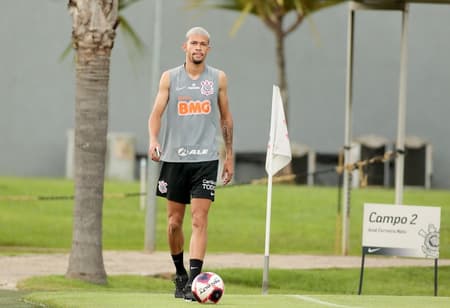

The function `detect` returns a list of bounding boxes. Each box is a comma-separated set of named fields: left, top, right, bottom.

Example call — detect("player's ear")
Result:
left=182, top=42, right=187, bottom=52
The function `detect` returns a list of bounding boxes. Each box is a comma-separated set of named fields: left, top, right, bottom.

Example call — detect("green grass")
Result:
left=23, top=292, right=450, bottom=308
left=1, top=176, right=449, bottom=256
left=20, top=267, right=450, bottom=307
left=0, top=290, right=31, bottom=308
left=1, top=176, right=449, bottom=307
left=19, top=267, right=450, bottom=296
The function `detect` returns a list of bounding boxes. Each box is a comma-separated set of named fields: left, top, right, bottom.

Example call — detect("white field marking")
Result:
left=291, top=295, right=361, bottom=308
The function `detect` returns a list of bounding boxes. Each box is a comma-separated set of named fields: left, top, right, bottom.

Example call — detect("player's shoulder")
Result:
left=206, top=65, right=223, bottom=75
left=206, top=65, right=227, bottom=82
left=160, top=65, right=184, bottom=85
left=166, top=65, right=184, bottom=76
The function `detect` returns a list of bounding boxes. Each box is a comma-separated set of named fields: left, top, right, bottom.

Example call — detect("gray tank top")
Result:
left=161, top=64, right=220, bottom=162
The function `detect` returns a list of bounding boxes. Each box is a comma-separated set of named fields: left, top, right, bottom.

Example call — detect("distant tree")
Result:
left=189, top=0, right=346, bottom=175
left=188, top=0, right=345, bottom=114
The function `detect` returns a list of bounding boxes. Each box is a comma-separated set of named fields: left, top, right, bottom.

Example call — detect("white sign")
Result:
left=362, top=203, right=440, bottom=258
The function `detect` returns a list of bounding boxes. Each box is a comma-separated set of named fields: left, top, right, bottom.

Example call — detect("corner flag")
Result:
left=262, top=85, right=292, bottom=295
left=265, top=85, right=292, bottom=175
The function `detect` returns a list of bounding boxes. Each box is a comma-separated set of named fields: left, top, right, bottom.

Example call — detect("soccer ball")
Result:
left=191, top=272, right=224, bottom=304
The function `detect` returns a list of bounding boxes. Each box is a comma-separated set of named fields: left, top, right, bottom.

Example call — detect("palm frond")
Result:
left=230, top=2, right=253, bottom=36
left=59, top=42, right=74, bottom=62
left=118, top=15, right=146, bottom=55
left=292, top=0, right=305, bottom=15
left=302, top=0, right=347, bottom=16
left=305, top=14, right=322, bottom=47
left=185, top=0, right=245, bottom=11
left=61, top=2, right=146, bottom=62
left=118, top=0, right=142, bottom=10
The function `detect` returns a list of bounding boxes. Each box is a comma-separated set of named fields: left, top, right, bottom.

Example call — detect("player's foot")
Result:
left=173, top=274, right=188, bottom=298
left=183, top=283, right=197, bottom=302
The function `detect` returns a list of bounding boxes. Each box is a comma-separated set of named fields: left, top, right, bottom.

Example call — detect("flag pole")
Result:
left=262, top=172, right=273, bottom=295
left=262, top=85, right=291, bottom=295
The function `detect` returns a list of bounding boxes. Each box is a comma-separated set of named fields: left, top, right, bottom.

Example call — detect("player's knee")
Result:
left=192, top=216, right=208, bottom=230
left=168, top=212, right=183, bottom=226
left=168, top=221, right=182, bottom=234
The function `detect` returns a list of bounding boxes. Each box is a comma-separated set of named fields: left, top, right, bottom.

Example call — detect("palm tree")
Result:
left=189, top=0, right=345, bottom=113
left=61, top=0, right=145, bottom=61
left=66, top=0, right=119, bottom=284
left=65, top=0, right=145, bottom=284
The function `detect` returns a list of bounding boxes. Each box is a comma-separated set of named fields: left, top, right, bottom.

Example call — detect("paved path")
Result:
left=1, top=251, right=449, bottom=291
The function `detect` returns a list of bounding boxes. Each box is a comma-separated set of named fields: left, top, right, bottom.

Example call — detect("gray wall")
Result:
left=1, top=1, right=449, bottom=188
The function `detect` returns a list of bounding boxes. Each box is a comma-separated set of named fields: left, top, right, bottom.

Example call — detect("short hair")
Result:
left=185, top=26, right=210, bottom=42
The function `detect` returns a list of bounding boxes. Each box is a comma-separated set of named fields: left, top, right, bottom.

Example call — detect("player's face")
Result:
left=184, top=34, right=210, bottom=65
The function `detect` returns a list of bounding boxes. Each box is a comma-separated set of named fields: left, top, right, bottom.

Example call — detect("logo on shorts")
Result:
left=202, top=179, right=216, bottom=191
left=158, top=180, right=168, bottom=194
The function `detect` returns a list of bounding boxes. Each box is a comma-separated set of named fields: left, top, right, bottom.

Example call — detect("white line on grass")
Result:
left=291, top=295, right=361, bottom=308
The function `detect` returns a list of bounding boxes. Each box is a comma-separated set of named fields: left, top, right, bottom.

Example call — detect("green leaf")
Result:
left=118, top=15, right=146, bottom=56
left=118, top=0, right=142, bottom=10
left=59, top=42, right=74, bottom=63
left=230, top=2, right=254, bottom=37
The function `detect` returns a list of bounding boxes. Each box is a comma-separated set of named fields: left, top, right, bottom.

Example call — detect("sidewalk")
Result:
left=1, top=251, right=449, bottom=290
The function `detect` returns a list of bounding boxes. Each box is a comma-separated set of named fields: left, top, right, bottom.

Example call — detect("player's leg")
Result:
left=183, top=161, right=218, bottom=301
left=189, top=198, right=211, bottom=275
left=157, top=162, right=190, bottom=298
left=183, top=198, right=211, bottom=301
left=167, top=200, right=189, bottom=298
left=189, top=198, right=211, bottom=260
left=167, top=200, right=186, bottom=255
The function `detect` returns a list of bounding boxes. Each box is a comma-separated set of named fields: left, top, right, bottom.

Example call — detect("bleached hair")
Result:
left=186, top=26, right=210, bottom=42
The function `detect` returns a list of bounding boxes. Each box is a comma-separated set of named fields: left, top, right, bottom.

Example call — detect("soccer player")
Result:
left=148, top=26, right=234, bottom=301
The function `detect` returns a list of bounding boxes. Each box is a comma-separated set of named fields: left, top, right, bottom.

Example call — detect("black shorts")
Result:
left=156, top=160, right=219, bottom=204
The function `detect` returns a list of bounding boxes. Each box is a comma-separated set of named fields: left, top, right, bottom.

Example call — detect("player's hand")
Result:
left=221, top=157, right=234, bottom=185
left=149, top=143, right=161, bottom=162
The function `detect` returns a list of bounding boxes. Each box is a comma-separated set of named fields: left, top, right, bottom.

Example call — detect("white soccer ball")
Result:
left=191, top=272, right=225, bottom=304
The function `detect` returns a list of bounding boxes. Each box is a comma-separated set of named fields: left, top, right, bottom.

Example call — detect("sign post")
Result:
left=359, top=203, right=441, bottom=295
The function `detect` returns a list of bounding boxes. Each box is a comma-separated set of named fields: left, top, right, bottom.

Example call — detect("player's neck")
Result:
left=184, top=62, right=205, bottom=80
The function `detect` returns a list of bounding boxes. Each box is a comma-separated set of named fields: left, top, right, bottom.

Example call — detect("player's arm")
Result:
left=148, top=71, right=170, bottom=161
left=217, top=70, right=234, bottom=185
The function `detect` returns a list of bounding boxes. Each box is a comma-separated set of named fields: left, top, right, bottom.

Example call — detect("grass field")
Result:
left=19, top=267, right=450, bottom=296
left=1, top=176, right=449, bottom=307
left=1, top=176, right=449, bottom=257
left=23, top=292, right=450, bottom=308
left=18, top=267, right=450, bottom=307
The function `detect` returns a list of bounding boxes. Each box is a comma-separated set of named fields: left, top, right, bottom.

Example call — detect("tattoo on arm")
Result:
left=222, top=124, right=233, bottom=152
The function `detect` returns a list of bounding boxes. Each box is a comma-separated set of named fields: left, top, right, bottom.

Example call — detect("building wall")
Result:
left=1, top=1, right=449, bottom=188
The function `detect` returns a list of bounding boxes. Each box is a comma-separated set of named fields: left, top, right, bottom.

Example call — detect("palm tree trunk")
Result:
left=66, top=0, right=118, bottom=284
left=66, top=52, right=110, bottom=284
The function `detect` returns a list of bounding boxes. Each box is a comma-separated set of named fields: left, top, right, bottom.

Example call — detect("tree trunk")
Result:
left=275, top=25, right=293, bottom=177
left=66, top=0, right=118, bottom=284
left=275, top=29, right=288, bottom=117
